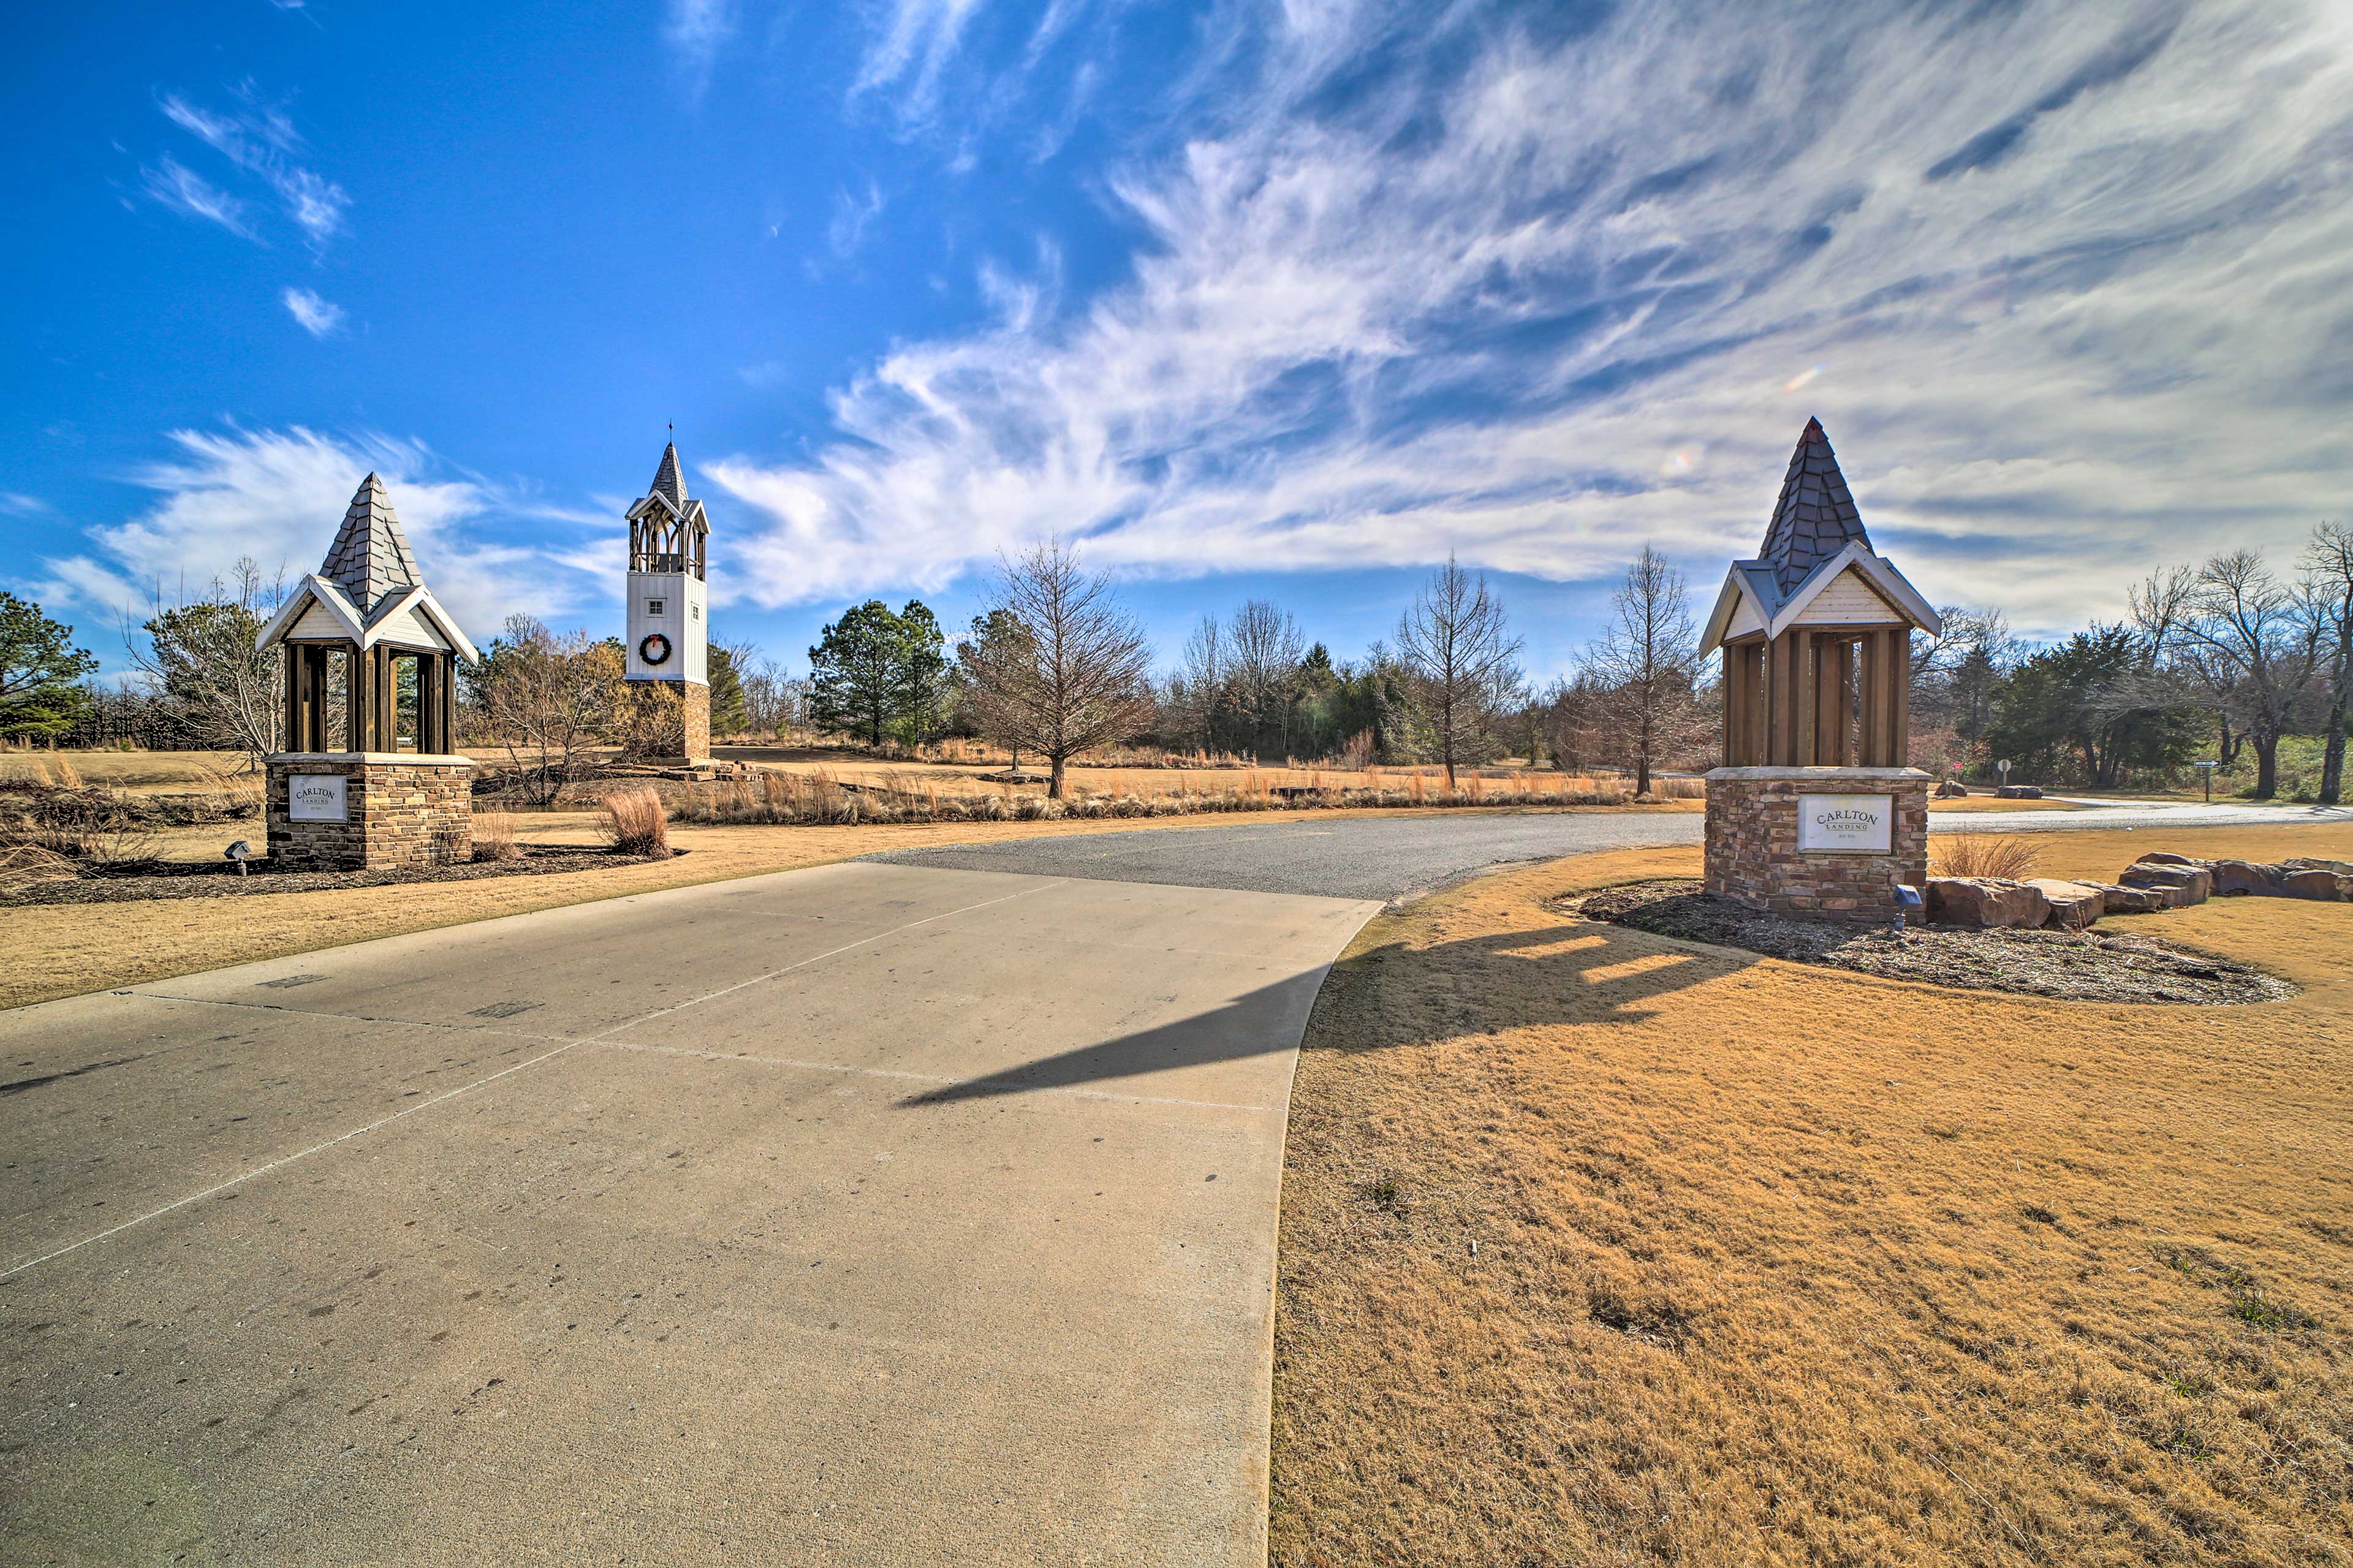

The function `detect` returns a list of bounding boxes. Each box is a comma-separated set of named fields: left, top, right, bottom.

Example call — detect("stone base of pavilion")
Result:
left=1704, top=765, right=1930, bottom=921
left=266, top=752, right=475, bottom=871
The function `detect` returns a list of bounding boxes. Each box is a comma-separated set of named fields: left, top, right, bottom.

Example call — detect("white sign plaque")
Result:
left=1797, top=793, right=1892, bottom=854
left=289, top=774, right=349, bottom=822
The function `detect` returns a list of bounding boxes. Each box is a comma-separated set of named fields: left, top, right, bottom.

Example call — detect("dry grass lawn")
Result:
left=1273, top=824, right=2353, bottom=1568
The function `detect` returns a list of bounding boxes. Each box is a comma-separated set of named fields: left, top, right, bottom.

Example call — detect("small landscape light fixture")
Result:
left=224, top=839, right=253, bottom=877
left=1892, top=882, right=1923, bottom=942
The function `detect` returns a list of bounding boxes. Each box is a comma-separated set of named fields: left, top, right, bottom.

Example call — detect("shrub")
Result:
left=199, top=767, right=264, bottom=820
left=1933, top=833, right=2040, bottom=881
left=472, top=810, right=522, bottom=862
left=596, top=787, right=671, bottom=857
left=0, top=788, right=155, bottom=865
left=0, top=843, right=77, bottom=892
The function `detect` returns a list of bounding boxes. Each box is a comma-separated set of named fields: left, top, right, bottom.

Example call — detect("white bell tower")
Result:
left=624, top=441, right=712, bottom=761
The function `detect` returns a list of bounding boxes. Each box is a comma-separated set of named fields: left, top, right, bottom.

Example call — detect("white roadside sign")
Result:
left=289, top=774, right=349, bottom=822
left=1797, top=793, right=1892, bottom=854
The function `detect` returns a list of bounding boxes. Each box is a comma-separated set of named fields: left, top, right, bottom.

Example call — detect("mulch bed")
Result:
left=0, top=846, right=679, bottom=907
left=1559, top=879, right=2294, bottom=1005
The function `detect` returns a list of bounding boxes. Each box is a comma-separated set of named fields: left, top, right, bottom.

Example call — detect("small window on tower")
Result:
left=691, top=604, right=700, bottom=620
left=646, top=597, right=665, bottom=616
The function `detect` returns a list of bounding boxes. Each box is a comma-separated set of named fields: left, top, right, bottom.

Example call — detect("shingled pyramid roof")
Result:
left=319, top=473, right=423, bottom=620
left=1757, top=418, right=1870, bottom=596
left=650, top=443, right=687, bottom=509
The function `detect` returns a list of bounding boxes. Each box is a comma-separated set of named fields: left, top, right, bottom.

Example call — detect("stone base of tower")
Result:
left=266, top=752, right=474, bottom=871
left=1704, top=767, right=1928, bottom=922
left=620, top=680, right=711, bottom=765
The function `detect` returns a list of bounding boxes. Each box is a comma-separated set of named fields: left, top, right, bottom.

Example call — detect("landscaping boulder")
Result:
left=1934, top=779, right=1970, bottom=799
left=2169, top=857, right=2352, bottom=901
left=2280, top=868, right=2352, bottom=901
left=1995, top=784, right=2044, bottom=799
left=2140, top=851, right=2209, bottom=868
left=2210, top=859, right=2289, bottom=897
left=2088, top=881, right=2170, bottom=915
left=1928, top=876, right=2049, bottom=930
left=2026, top=879, right=2105, bottom=930
left=2119, top=859, right=2211, bottom=904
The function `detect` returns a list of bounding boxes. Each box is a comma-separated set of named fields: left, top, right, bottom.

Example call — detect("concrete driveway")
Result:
left=1, top=862, right=1379, bottom=1567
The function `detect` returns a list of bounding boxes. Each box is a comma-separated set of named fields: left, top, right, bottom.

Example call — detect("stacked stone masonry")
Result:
left=1704, top=767, right=1930, bottom=920
left=267, top=756, right=474, bottom=871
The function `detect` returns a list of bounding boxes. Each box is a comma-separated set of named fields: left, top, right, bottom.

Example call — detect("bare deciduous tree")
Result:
left=964, top=540, right=1154, bottom=798
left=1173, top=615, right=1225, bottom=751
left=1395, top=555, right=1523, bottom=788
left=1578, top=544, right=1704, bottom=796
left=1226, top=599, right=1306, bottom=759
left=1539, top=673, right=1608, bottom=775
left=476, top=615, right=624, bottom=806
left=129, top=558, right=284, bottom=770
left=2306, top=521, right=2353, bottom=805
left=2178, top=549, right=2323, bottom=799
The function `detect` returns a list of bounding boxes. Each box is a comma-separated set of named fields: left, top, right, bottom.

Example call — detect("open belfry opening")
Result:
left=1699, top=420, right=1939, bottom=918
left=254, top=474, right=480, bottom=870
left=623, top=441, right=714, bottom=767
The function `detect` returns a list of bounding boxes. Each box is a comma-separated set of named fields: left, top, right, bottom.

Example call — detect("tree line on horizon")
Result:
left=6, top=521, right=2350, bottom=805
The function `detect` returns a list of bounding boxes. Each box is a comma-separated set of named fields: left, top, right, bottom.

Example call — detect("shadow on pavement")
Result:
left=898, top=917, right=1752, bottom=1106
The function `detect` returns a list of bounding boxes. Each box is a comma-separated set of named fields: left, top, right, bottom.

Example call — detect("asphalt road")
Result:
left=1, top=862, right=1379, bottom=1568
left=870, top=798, right=2352, bottom=904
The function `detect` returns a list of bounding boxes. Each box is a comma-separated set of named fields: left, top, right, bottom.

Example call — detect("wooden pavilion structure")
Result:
left=1699, top=418, right=1939, bottom=767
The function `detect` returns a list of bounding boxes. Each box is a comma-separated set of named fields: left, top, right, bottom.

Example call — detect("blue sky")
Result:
left=6, top=0, right=2351, bottom=684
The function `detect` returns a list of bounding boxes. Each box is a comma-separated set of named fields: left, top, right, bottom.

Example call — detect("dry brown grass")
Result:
left=4, top=749, right=248, bottom=792
left=669, top=759, right=1686, bottom=824
left=470, top=809, right=521, bottom=863
left=594, top=786, right=671, bottom=857
left=1931, top=831, right=2044, bottom=880
left=1273, top=823, right=2353, bottom=1568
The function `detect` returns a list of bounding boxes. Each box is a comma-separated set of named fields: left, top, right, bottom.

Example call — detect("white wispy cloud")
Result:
left=664, top=0, right=736, bottom=93
left=710, top=0, right=2353, bottom=638
left=853, top=0, right=991, bottom=123
left=139, top=156, right=257, bottom=241
left=34, top=427, right=605, bottom=640
left=155, top=88, right=350, bottom=249
left=825, top=179, right=887, bottom=260
left=282, top=286, right=344, bottom=338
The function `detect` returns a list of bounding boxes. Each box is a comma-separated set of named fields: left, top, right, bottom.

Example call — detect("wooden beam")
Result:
left=1893, top=630, right=1912, bottom=767
left=1721, top=650, right=1738, bottom=767
left=1792, top=629, right=1816, bottom=768
left=1831, top=638, right=1848, bottom=766
left=1857, top=632, right=1881, bottom=766
left=1750, top=646, right=1765, bottom=765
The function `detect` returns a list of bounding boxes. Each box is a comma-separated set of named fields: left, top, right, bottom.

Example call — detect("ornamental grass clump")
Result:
left=471, top=810, right=521, bottom=863
left=1933, top=832, right=2040, bottom=881
left=596, top=786, right=671, bottom=858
